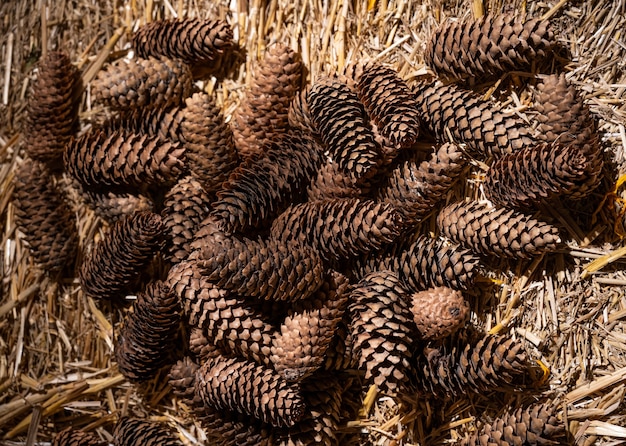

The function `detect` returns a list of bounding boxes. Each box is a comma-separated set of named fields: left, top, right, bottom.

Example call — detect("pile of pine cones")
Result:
left=12, top=11, right=604, bottom=446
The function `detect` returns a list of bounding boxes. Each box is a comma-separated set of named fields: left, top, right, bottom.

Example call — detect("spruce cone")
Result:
left=79, top=211, right=165, bottom=299
left=23, top=51, right=79, bottom=167
left=288, top=86, right=315, bottom=135
left=181, top=92, right=239, bottom=193
left=425, top=14, right=554, bottom=80
left=308, top=76, right=382, bottom=183
left=12, top=159, right=78, bottom=276
left=187, top=214, right=233, bottom=261
left=188, top=327, right=223, bottom=363
left=52, top=427, right=103, bottom=446
left=414, top=81, right=534, bottom=157
left=92, top=57, right=192, bottom=110
left=356, top=62, right=420, bottom=148
left=410, top=286, right=469, bottom=340
left=115, top=281, right=181, bottom=381
left=101, top=105, right=185, bottom=143
left=65, top=129, right=186, bottom=191
left=74, top=181, right=154, bottom=224
left=323, top=317, right=358, bottom=371
left=132, top=18, right=233, bottom=66
left=113, top=417, right=181, bottom=446
left=169, top=357, right=203, bottom=409
left=307, top=159, right=365, bottom=201
left=232, top=44, right=303, bottom=158
left=195, top=354, right=305, bottom=428
left=437, top=201, right=561, bottom=258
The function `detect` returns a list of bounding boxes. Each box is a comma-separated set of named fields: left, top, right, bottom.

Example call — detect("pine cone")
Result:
left=356, top=62, right=420, bottom=148
left=195, top=354, right=305, bottom=428
left=187, top=214, right=234, bottom=261
left=232, top=44, right=303, bottom=158
left=132, top=18, right=233, bottom=66
left=349, top=270, right=416, bottom=394
left=92, top=57, right=192, bottom=110
left=414, top=81, right=535, bottom=157
left=52, top=427, right=103, bottom=446
left=323, top=316, right=358, bottom=371
left=115, top=280, right=181, bottom=381
left=410, top=286, right=469, bottom=340
left=101, top=105, right=185, bottom=143
left=74, top=180, right=154, bottom=224
left=288, top=86, right=315, bottom=135
left=306, top=159, right=365, bottom=201
left=65, top=129, right=186, bottom=191
left=425, top=14, right=555, bottom=80
left=12, top=159, right=78, bottom=276
left=79, top=211, right=165, bottom=299
left=436, top=201, right=561, bottom=258
left=188, top=327, right=223, bottom=363
left=308, top=76, right=382, bottom=183
left=169, top=357, right=203, bottom=409
left=23, top=51, right=79, bottom=168
left=113, top=417, right=181, bottom=446
left=181, top=92, right=239, bottom=193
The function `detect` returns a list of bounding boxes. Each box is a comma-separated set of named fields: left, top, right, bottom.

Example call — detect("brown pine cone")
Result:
left=23, top=51, right=79, bottom=168
left=288, top=86, right=315, bottom=135
left=79, top=211, right=165, bottom=299
left=195, top=354, right=305, bottom=428
left=101, top=105, right=185, bottom=143
left=188, top=327, right=223, bottom=363
left=308, top=76, right=382, bottom=183
left=306, top=159, right=365, bottom=202
left=356, top=62, right=420, bottom=148
left=425, top=14, right=555, bottom=81
left=414, top=81, right=535, bottom=157
left=410, top=286, right=469, bottom=340
left=232, top=44, right=303, bottom=158
left=52, top=427, right=103, bottom=446
left=187, top=214, right=234, bottom=261
left=132, top=18, right=233, bottom=66
left=437, top=201, right=561, bottom=258
left=115, top=281, right=181, bottom=381
left=64, top=129, right=186, bottom=191
left=73, top=180, right=154, bottom=224
left=181, top=92, right=239, bottom=193
left=12, top=159, right=78, bottom=276
left=168, top=357, right=203, bottom=409
left=113, top=417, right=181, bottom=446
left=92, top=57, right=192, bottom=110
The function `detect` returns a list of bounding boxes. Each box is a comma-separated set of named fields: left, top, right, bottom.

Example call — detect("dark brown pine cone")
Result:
left=195, top=354, right=305, bottom=428
left=132, top=18, right=233, bottom=66
left=231, top=44, right=303, bottom=158
left=356, top=62, right=420, bottom=148
left=92, top=57, right=192, bottom=110
left=306, top=159, right=366, bottom=202
left=308, top=76, right=382, bottom=183
left=73, top=180, right=154, bottom=224
left=79, top=211, right=165, bottom=300
left=101, top=105, right=185, bottom=143
left=52, top=427, right=103, bottom=446
left=12, top=159, right=78, bottom=276
left=187, top=214, right=233, bottom=261
left=425, top=13, right=554, bottom=81
left=437, top=201, right=561, bottom=259
left=288, top=86, right=315, bottom=135
left=181, top=91, right=239, bottom=193
left=161, top=176, right=211, bottom=264
left=23, top=51, right=79, bottom=168
left=113, top=417, right=181, bottom=446
left=64, top=129, right=186, bottom=191
left=414, top=81, right=535, bottom=157
left=270, top=198, right=405, bottom=263
left=211, top=130, right=322, bottom=235
left=464, top=404, right=562, bottom=446
left=115, top=280, right=181, bottom=381
left=348, top=270, right=416, bottom=394
left=410, top=286, right=469, bottom=340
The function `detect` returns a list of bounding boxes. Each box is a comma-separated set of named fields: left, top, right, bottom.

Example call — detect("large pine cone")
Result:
left=414, top=81, right=534, bottom=157
left=425, top=13, right=554, bottom=80
left=288, top=86, right=315, bottom=135
left=113, top=417, right=181, bottom=446
left=437, top=201, right=561, bottom=258
left=410, top=286, right=469, bottom=341
left=79, top=211, right=165, bottom=299
left=12, top=159, right=78, bottom=276
left=52, top=427, right=103, bottom=446
left=101, top=105, right=185, bottom=143
left=306, top=159, right=365, bottom=202
left=73, top=181, right=154, bottom=224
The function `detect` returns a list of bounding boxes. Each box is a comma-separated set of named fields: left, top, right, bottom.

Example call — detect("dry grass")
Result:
left=1, top=0, right=626, bottom=444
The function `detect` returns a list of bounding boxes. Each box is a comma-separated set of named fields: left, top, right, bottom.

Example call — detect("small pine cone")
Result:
left=288, top=86, right=315, bottom=135
left=188, top=327, right=223, bottom=363
left=65, top=129, right=186, bottom=191
left=169, top=357, right=203, bottom=409
left=101, top=106, right=185, bottom=143
left=308, top=76, right=382, bottom=183
left=187, top=214, right=234, bottom=261
left=232, top=44, right=303, bottom=158
left=211, top=131, right=322, bottom=235
left=92, top=57, right=192, bottom=110
left=79, top=211, right=165, bottom=299
left=425, top=14, right=555, bottom=80
left=414, top=81, right=534, bottom=157
left=161, top=176, right=212, bottom=264
left=132, top=18, right=233, bottom=66
left=437, top=201, right=561, bottom=259
left=182, top=92, right=239, bottom=193
left=356, top=62, right=420, bottom=148
left=74, top=180, right=154, bottom=224
left=195, top=354, right=306, bottom=428
left=270, top=198, right=405, bottom=263
left=23, top=51, right=79, bottom=167
left=113, top=417, right=181, bottom=446
left=115, top=281, right=181, bottom=381
left=410, top=287, right=469, bottom=340
left=349, top=270, right=416, bottom=394
left=307, top=159, right=365, bottom=202
left=52, top=427, right=103, bottom=446
left=12, top=159, right=78, bottom=276
left=464, top=404, right=562, bottom=446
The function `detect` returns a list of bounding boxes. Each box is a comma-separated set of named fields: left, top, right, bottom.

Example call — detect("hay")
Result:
left=1, top=0, right=626, bottom=444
